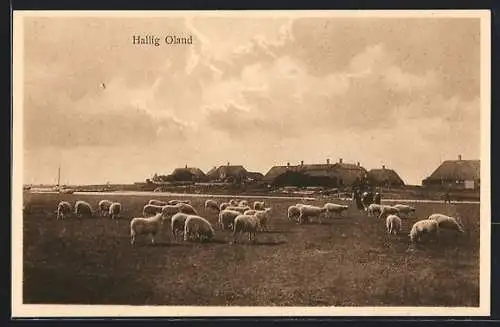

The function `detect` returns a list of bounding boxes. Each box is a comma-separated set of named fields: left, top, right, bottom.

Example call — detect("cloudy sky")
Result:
left=21, top=13, right=482, bottom=185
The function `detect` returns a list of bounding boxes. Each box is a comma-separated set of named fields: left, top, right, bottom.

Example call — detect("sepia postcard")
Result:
left=12, top=10, right=491, bottom=317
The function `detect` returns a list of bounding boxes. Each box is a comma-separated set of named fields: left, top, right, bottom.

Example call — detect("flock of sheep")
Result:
left=54, top=191, right=466, bottom=247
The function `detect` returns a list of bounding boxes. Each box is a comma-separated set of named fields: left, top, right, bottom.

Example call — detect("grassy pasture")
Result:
left=21, top=192, right=480, bottom=306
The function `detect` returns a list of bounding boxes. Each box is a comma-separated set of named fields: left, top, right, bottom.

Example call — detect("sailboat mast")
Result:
left=57, top=165, right=61, bottom=187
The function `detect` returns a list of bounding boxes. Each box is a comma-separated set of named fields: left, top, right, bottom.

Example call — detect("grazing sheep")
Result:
left=170, top=212, right=189, bottom=242
left=57, top=201, right=72, bottom=220
left=253, top=201, right=265, bottom=210
left=108, top=202, right=121, bottom=220
left=427, top=213, right=465, bottom=233
left=409, top=219, right=440, bottom=244
left=168, top=199, right=191, bottom=205
left=74, top=200, right=93, bottom=218
left=232, top=214, right=261, bottom=244
left=254, top=208, right=272, bottom=231
left=229, top=199, right=238, bottom=206
left=386, top=214, right=402, bottom=235
left=183, top=215, right=215, bottom=242
left=367, top=203, right=383, bottom=217
left=160, top=204, right=183, bottom=219
left=224, top=206, right=251, bottom=214
left=219, top=209, right=241, bottom=230
left=378, top=205, right=400, bottom=219
left=149, top=199, right=167, bottom=206
left=298, top=205, right=328, bottom=224
left=176, top=202, right=198, bottom=215
left=130, top=213, right=166, bottom=246
left=98, top=200, right=113, bottom=217
left=204, top=199, right=220, bottom=212
left=323, top=203, right=349, bottom=217
left=219, top=202, right=230, bottom=212
left=287, top=205, right=301, bottom=222
left=393, top=204, right=416, bottom=217
left=143, top=204, right=165, bottom=217
left=239, top=200, right=249, bottom=207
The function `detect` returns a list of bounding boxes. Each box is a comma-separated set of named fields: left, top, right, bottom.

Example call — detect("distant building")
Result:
left=246, top=171, right=264, bottom=182
left=367, top=165, right=405, bottom=188
left=206, top=163, right=249, bottom=183
left=422, top=155, right=480, bottom=190
left=169, top=166, right=207, bottom=182
left=263, top=158, right=368, bottom=187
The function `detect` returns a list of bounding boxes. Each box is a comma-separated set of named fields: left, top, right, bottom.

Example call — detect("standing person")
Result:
left=374, top=191, right=381, bottom=205
left=353, top=189, right=364, bottom=211
left=444, top=190, right=451, bottom=204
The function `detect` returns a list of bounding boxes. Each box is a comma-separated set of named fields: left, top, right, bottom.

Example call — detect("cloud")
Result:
left=22, top=16, right=481, bottom=185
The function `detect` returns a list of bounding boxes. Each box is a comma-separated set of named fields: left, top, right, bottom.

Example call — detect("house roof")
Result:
left=171, top=167, right=206, bottom=177
left=207, top=165, right=248, bottom=179
left=247, top=171, right=264, bottom=180
left=263, top=162, right=367, bottom=181
left=368, top=168, right=405, bottom=185
left=425, top=160, right=480, bottom=181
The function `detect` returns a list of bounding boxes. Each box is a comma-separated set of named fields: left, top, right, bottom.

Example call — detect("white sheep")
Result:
left=224, top=205, right=251, bottom=214
left=108, top=202, right=121, bottom=220
left=57, top=201, right=72, bottom=220
left=219, top=209, right=242, bottom=230
left=219, top=202, right=230, bottom=212
left=74, top=200, right=93, bottom=218
left=427, top=213, right=465, bottom=233
left=409, top=219, right=440, bottom=244
left=149, top=199, right=167, bottom=206
left=183, top=215, right=215, bottom=242
left=367, top=203, right=383, bottom=217
left=98, top=200, right=113, bottom=217
left=323, top=203, right=349, bottom=218
left=170, top=212, right=190, bottom=242
left=298, top=204, right=328, bottom=224
left=378, top=205, right=400, bottom=219
left=393, top=204, right=416, bottom=217
left=143, top=204, right=165, bottom=217
left=287, top=205, right=301, bottom=222
left=204, top=199, right=220, bottom=212
left=253, top=201, right=265, bottom=210
left=232, top=214, right=261, bottom=244
left=239, top=200, right=249, bottom=207
left=130, top=213, right=167, bottom=246
left=254, top=208, right=272, bottom=231
left=385, top=214, right=402, bottom=235
left=175, top=202, right=198, bottom=215
left=229, top=199, right=238, bottom=206
left=168, top=199, right=191, bottom=205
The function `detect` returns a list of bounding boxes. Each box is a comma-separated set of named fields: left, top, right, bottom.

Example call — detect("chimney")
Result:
left=326, top=158, right=330, bottom=165
left=357, top=161, right=360, bottom=167
left=458, top=154, right=462, bottom=161
left=339, top=158, right=343, bottom=164
left=382, top=165, right=386, bottom=170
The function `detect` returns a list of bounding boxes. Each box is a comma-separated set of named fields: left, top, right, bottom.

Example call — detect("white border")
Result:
left=11, top=9, right=491, bottom=318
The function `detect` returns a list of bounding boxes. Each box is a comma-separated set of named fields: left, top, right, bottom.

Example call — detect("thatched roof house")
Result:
left=422, top=155, right=480, bottom=189
left=264, top=159, right=368, bottom=187
left=207, top=163, right=248, bottom=182
left=169, top=166, right=207, bottom=182
left=367, top=166, right=405, bottom=187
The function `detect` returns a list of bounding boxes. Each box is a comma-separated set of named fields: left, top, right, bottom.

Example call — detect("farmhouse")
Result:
left=206, top=163, right=249, bottom=183
left=367, top=165, right=405, bottom=188
left=264, top=158, right=368, bottom=187
left=422, top=155, right=480, bottom=190
left=169, top=166, right=207, bottom=182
